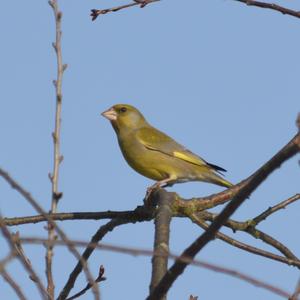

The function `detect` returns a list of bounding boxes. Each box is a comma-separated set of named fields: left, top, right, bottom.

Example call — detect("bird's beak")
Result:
left=101, top=107, right=117, bottom=121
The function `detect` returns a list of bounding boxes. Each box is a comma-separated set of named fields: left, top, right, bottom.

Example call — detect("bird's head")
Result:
left=101, top=104, right=147, bottom=132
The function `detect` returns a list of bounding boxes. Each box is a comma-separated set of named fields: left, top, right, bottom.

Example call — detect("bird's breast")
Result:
left=117, top=133, right=167, bottom=181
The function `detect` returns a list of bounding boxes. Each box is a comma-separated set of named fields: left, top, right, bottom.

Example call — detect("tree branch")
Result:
left=90, top=0, right=300, bottom=22
left=198, top=211, right=299, bottom=261
left=290, top=278, right=300, bottom=300
left=90, top=0, right=161, bottom=21
left=47, top=0, right=66, bottom=297
left=1, top=269, right=27, bottom=300
left=149, top=190, right=173, bottom=300
left=4, top=209, right=151, bottom=226
left=234, top=1, right=300, bottom=19
left=66, top=266, right=106, bottom=300
left=0, top=168, right=98, bottom=299
left=57, top=207, right=151, bottom=300
left=0, top=215, right=48, bottom=299
left=20, top=237, right=291, bottom=298
left=252, top=194, right=300, bottom=225
left=57, top=197, right=158, bottom=299
left=192, top=214, right=300, bottom=268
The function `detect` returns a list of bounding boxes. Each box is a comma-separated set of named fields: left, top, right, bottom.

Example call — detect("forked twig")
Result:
left=234, top=0, right=300, bottom=19
left=90, top=0, right=160, bottom=20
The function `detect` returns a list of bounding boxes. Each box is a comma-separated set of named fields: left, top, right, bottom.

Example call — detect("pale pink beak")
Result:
left=101, top=107, right=117, bottom=121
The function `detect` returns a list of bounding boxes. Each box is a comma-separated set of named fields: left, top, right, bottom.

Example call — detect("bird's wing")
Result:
left=136, top=126, right=226, bottom=172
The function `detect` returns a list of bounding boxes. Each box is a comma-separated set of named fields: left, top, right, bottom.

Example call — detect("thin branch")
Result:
left=290, top=278, right=300, bottom=300
left=12, top=232, right=49, bottom=286
left=3, top=187, right=239, bottom=227
left=198, top=210, right=299, bottom=261
left=0, top=252, right=16, bottom=270
left=253, top=194, right=300, bottom=225
left=66, top=266, right=106, bottom=300
left=90, top=0, right=300, bottom=21
left=57, top=219, right=139, bottom=300
left=192, top=215, right=300, bottom=268
left=234, top=0, right=300, bottom=19
left=149, top=190, right=173, bottom=299
left=90, top=0, right=160, bottom=20
left=0, top=168, right=98, bottom=299
left=4, top=194, right=300, bottom=267
left=0, top=215, right=48, bottom=299
left=48, top=0, right=66, bottom=297
left=4, top=192, right=298, bottom=227
left=296, top=113, right=300, bottom=131
left=175, top=184, right=240, bottom=213
left=4, top=209, right=149, bottom=226
left=147, top=132, right=300, bottom=300
left=1, top=269, right=27, bottom=300
left=20, top=237, right=291, bottom=299
left=57, top=201, right=156, bottom=300
left=177, top=185, right=300, bottom=266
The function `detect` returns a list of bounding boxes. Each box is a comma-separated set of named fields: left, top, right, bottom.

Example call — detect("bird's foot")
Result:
left=143, top=182, right=162, bottom=205
left=144, top=177, right=176, bottom=205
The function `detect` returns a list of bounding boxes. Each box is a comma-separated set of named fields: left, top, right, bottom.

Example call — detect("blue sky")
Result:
left=0, top=1, right=299, bottom=299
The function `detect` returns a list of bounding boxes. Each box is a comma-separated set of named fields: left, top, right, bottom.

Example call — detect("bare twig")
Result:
left=178, top=194, right=300, bottom=267
left=234, top=0, right=300, bottom=19
left=90, top=0, right=300, bottom=21
left=66, top=266, right=106, bottom=300
left=90, top=0, right=160, bottom=20
left=252, top=194, right=300, bottom=225
left=4, top=193, right=300, bottom=274
left=0, top=168, right=98, bottom=300
left=3, top=188, right=238, bottom=227
left=57, top=202, right=156, bottom=300
left=1, top=269, right=27, bottom=300
left=290, top=278, right=300, bottom=300
left=20, top=237, right=291, bottom=298
left=0, top=215, right=48, bottom=299
left=296, top=113, right=300, bottom=131
left=57, top=219, right=133, bottom=300
left=57, top=200, right=156, bottom=300
left=4, top=209, right=150, bottom=226
left=197, top=208, right=299, bottom=261
left=5, top=192, right=298, bottom=227
left=149, top=190, right=173, bottom=299
left=47, top=0, right=66, bottom=297
left=147, top=132, right=300, bottom=300
left=19, top=236, right=300, bottom=268
left=192, top=214, right=300, bottom=268
left=0, top=252, right=16, bottom=270
left=12, top=232, right=48, bottom=285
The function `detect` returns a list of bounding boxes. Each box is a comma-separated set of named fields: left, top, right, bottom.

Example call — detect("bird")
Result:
left=101, top=104, right=233, bottom=193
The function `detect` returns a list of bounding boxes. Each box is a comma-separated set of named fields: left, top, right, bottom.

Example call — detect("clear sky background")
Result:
left=0, top=0, right=299, bottom=299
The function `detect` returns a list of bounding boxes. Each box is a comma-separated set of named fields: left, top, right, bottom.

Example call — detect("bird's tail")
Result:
left=205, top=171, right=233, bottom=188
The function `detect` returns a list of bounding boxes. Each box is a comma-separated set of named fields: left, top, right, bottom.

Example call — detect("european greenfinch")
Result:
left=102, top=104, right=233, bottom=192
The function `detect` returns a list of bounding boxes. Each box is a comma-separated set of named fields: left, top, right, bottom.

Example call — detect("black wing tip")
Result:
left=207, top=162, right=227, bottom=173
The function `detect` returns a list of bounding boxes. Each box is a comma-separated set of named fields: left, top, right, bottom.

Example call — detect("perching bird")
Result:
left=102, top=104, right=233, bottom=192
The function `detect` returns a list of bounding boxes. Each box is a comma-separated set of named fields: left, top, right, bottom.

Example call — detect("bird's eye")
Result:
left=120, top=107, right=127, bottom=113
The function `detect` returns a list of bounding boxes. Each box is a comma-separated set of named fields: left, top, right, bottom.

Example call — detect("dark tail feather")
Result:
left=207, top=162, right=227, bottom=173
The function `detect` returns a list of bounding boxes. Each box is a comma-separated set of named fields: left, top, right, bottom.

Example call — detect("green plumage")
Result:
left=102, top=104, right=233, bottom=190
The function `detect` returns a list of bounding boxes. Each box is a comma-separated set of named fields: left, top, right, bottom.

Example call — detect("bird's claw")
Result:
left=144, top=183, right=160, bottom=204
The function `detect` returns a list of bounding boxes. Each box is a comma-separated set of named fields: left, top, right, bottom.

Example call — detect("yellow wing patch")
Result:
left=173, top=151, right=206, bottom=167
left=137, top=129, right=208, bottom=168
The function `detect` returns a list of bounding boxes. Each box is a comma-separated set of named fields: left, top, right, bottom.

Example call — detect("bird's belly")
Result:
left=119, top=142, right=168, bottom=181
